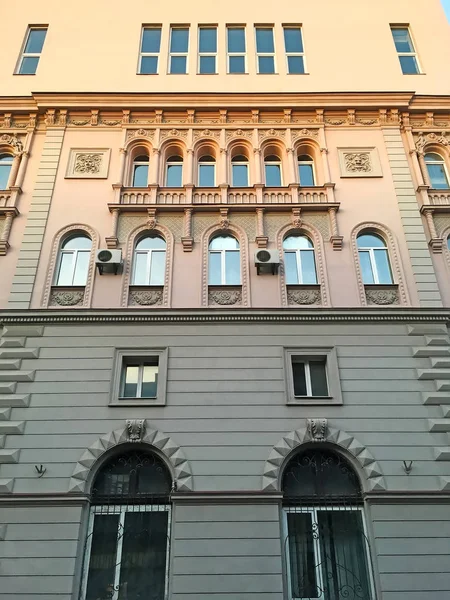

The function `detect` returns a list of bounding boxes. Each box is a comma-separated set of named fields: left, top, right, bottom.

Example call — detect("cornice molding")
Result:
left=0, top=308, right=450, bottom=325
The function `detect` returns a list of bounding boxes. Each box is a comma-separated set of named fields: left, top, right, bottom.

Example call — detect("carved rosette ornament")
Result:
left=307, top=418, right=328, bottom=442
left=74, top=153, right=102, bottom=174
left=344, top=152, right=372, bottom=173
left=365, top=286, right=399, bottom=306
left=0, top=134, right=23, bottom=153
left=49, top=289, right=85, bottom=307
left=415, top=131, right=449, bottom=154
left=126, top=419, right=146, bottom=443
left=287, top=287, right=321, bottom=305
left=129, top=289, right=163, bottom=306
left=208, top=289, right=242, bottom=306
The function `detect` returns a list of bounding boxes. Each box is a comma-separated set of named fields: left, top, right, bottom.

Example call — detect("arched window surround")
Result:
left=261, top=140, right=287, bottom=187
left=0, top=152, right=15, bottom=190
left=201, top=222, right=250, bottom=307
left=227, top=140, right=254, bottom=188
left=418, top=140, right=450, bottom=189
left=424, top=151, right=450, bottom=189
left=351, top=222, right=409, bottom=306
left=293, top=138, right=322, bottom=187
left=193, top=139, right=220, bottom=187
left=122, top=223, right=174, bottom=308
left=277, top=222, right=330, bottom=307
left=42, top=224, right=98, bottom=308
left=124, top=138, right=154, bottom=187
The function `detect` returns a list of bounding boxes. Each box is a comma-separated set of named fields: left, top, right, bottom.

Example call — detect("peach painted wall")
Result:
left=0, top=0, right=449, bottom=96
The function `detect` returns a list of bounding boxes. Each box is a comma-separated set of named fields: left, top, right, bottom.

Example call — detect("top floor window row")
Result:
left=128, top=145, right=318, bottom=188
left=14, top=23, right=422, bottom=76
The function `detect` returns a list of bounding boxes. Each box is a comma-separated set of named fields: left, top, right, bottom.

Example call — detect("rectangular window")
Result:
left=227, top=27, right=246, bottom=73
left=169, top=27, right=189, bottom=74
left=265, top=163, right=282, bottom=186
left=284, top=508, right=372, bottom=600
left=198, top=27, right=217, bottom=74
left=284, top=348, right=342, bottom=405
left=83, top=506, right=170, bottom=600
left=255, top=27, right=275, bottom=74
left=139, top=27, right=162, bottom=74
left=284, top=26, right=305, bottom=74
left=17, top=26, right=47, bottom=74
left=232, top=163, right=249, bottom=187
left=391, top=26, right=420, bottom=74
left=199, top=163, right=215, bottom=187
left=292, top=357, right=328, bottom=397
left=111, top=349, right=168, bottom=406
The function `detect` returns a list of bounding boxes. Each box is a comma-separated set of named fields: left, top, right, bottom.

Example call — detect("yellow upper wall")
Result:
left=1, top=0, right=449, bottom=96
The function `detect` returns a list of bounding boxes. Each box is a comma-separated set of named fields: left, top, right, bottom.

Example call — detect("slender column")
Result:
left=14, top=151, right=29, bottom=189
left=220, top=147, right=228, bottom=186
left=320, top=147, right=331, bottom=183
left=105, top=208, right=120, bottom=249
left=423, top=208, right=443, bottom=253
left=118, top=148, right=127, bottom=185
left=286, top=148, right=297, bottom=185
left=328, top=207, right=343, bottom=250
left=254, top=148, right=262, bottom=184
left=418, top=153, right=431, bottom=187
left=181, top=207, right=194, bottom=252
left=255, top=207, right=268, bottom=248
left=7, top=155, right=21, bottom=188
left=186, top=149, right=194, bottom=185
left=0, top=212, right=15, bottom=255
left=149, top=149, right=160, bottom=186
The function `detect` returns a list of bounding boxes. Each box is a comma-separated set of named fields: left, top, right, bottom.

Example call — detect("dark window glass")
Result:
left=199, top=28, right=217, bottom=52
left=258, top=55, right=275, bottom=74
left=140, top=56, right=158, bottom=74
left=287, top=512, right=318, bottom=598
left=229, top=55, right=245, bottom=73
left=256, top=28, right=274, bottom=53
left=228, top=28, right=245, bottom=53
left=292, top=361, right=307, bottom=396
left=170, top=55, right=187, bottom=74
left=399, top=55, right=419, bottom=74
left=310, top=360, right=328, bottom=396
left=142, top=28, right=161, bottom=53
left=199, top=55, right=216, bottom=74
left=287, top=55, right=305, bottom=74
left=24, top=28, right=47, bottom=53
left=85, top=514, right=120, bottom=600
left=19, top=56, right=39, bottom=74
left=284, top=28, right=303, bottom=53
left=170, top=28, right=189, bottom=52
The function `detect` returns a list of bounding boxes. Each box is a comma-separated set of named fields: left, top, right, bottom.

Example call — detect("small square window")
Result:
left=284, top=348, right=342, bottom=405
left=111, top=349, right=168, bottom=406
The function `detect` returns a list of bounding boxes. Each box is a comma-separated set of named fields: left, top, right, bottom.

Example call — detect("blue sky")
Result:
left=442, top=0, right=450, bottom=20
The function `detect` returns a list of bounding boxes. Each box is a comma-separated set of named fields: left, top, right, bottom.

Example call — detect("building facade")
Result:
left=1, top=1, right=450, bottom=599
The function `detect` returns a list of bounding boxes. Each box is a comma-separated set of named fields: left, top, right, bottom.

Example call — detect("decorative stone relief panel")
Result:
left=208, top=287, right=242, bottom=306
left=337, top=147, right=382, bottom=178
left=193, top=214, right=256, bottom=243
left=287, top=285, right=322, bottom=306
left=434, top=215, right=450, bottom=239
left=66, top=148, right=111, bottom=178
left=128, top=287, right=164, bottom=306
left=364, top=285, right=400, bottom=306
left=118, top=215, right=183, bottom=244
left=49, top=288, right=85, bottom=307
left=0, top=133, right=24, bottom=153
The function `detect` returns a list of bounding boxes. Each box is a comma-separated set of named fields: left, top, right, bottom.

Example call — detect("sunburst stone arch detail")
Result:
left=277, top=221, right=330, bottom=307
left=201, top=221, right=251, bottom=307
left=41, top=223, right=99, bottom=308
left=351, top=221, right=410, bottom=306
left=262, top=426, right=386, bottom=492
left=121, top=222, right=174, bottom=307
left=69, top=425, right=193, bottom=493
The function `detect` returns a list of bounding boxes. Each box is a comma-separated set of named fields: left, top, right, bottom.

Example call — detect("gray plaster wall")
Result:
left=0, top=318, right=449, bottom=599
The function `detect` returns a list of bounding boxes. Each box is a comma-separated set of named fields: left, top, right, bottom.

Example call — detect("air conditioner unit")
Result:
left=95, top=249, right=122, bottom=275
left=254, top=249, right=280, bottom=275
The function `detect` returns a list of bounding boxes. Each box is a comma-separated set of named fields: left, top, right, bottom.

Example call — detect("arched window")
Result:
left=282, top=448, right=373, bottom=600
left=0, top=154, right=14, bottom=190
left=54, top=235, right=92, bottom=286
left=283, top=235, right=317, bottom=285
left=165, top=155, right=183, bottom=187
left=132, top=236, right=166, bottom=286
left=81, top=450, right=172, bottom=600
left=132, top=154, right=150, bottom=187
left=198, top=155, right=216, bottom=187
left=425, top=152, right=449, bottom=189
left=208, top=235, right=240, bottom=285
left=357, top=233, right=393, bottom=284
left=298, top=154, right=315, bottom=186
left=231, top=154, right=249, bottom=187
left=265, top=154, right=282, bottom=186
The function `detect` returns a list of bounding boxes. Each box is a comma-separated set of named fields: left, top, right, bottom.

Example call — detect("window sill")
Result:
left=110, top=397, right=165, bottom=407
left=288, top=396, right=342, bottom=406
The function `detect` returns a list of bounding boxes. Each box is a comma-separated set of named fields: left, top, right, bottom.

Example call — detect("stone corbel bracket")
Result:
left=69, top=425, right=193, bottom=493
left=262, top=423, right=386, bottom=491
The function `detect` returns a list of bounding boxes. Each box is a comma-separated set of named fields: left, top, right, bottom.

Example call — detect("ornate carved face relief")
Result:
left=74, top=153, right=102, bottom=174
left=344, top=152, right=372, bottom=173
left=66, top=148, right=111, bottom=178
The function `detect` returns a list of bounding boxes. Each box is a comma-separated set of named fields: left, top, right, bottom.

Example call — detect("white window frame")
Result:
left=264, top=157, right=283, bottom=186
left=283, top=244, right=317, bottom=284
left=132, top=241, right=166, bottom=285
left=231, top=157, right=249, bottom=187
left=198, top=158, right=216, bottom=187
left=168, top=26, right=190, bottom=74
left=390, top=26, right=421, bottom=74
left=110, top=348, right=168, bottom=406
left=227, top=26, right=247, bottom=74
left=425, top=153, right=450, bottom=189
left=131, top=156, right=150, bottom=187
left=81, top=503, right=172, bottom=600
left=291, top=357, right=328, bottom=397
left=283, top=26, right=306, bottom=74
left=357, top=243, right=393, bottom=285
left=298, top=156, right=316, bottom=186
left=16, top=26, right=47, bottom=75
left=165, top=157, right=183, bottom=187
left=0, top=154, right=14, bottom=190
left=208, top=243, right=241, bottom=286
left=284, top=347, right=342, bottom=406
left=121, top=359, right=159, bottom=399
left=138, top=26, right=162, bottom=74
left=54, top=239, right=92, bottom=287
left=282, top=505, right=375, bottom=600
left=198, top=26, right=218, bottom=74
left=255, top=27, right=276, bottom=74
